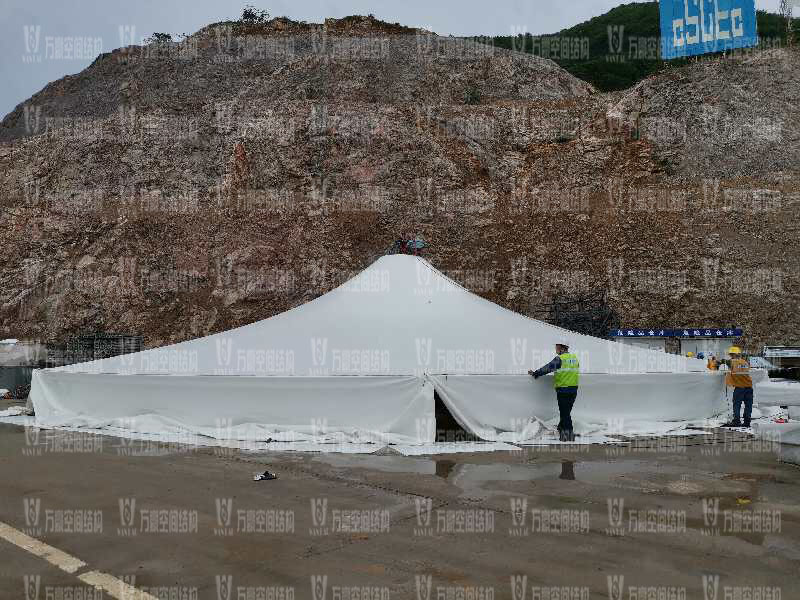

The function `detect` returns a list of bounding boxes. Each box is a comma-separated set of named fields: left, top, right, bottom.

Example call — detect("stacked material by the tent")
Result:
left=30, top=255, right=725, bottom=444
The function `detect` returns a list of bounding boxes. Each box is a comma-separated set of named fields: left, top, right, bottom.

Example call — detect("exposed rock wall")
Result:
left=0, top=18, right=797, bottom=350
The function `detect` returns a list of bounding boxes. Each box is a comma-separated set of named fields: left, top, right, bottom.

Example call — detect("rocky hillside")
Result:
left=0, top=16, right=797, bottom=350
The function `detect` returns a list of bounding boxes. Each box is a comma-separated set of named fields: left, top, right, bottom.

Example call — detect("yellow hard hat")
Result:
left=686, top=352, right=695, bottom=357
left=728, top=346, right=742, bottom=354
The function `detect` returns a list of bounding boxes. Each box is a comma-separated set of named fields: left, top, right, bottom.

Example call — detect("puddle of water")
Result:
left=311, top=453, right=791, bottom=503
left=443, top=459, right=657, bottom=499
left=310, top=453, right=648, bottom=496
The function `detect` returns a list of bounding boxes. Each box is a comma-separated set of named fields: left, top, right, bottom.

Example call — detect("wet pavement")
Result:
left=0, top=423, right=798, bottom=599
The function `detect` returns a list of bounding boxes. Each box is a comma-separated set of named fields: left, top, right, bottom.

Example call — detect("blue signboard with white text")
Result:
left=610, top=327, right=743, bottom=338
left=659, top=0, right=758, bottom=59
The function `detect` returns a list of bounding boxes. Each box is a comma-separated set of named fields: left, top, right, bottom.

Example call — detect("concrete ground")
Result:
left=0, top=423, right=798, bottom=600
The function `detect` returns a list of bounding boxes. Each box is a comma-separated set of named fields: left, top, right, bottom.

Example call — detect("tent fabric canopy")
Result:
left=30, top=255, right=726, bottom=444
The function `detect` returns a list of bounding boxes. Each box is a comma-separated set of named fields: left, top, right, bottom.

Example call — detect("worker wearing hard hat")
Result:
left=718, top=346, right=753, bottom=428
left=686, top=352, right=695, bottom=358
left=707, top=354, right=719, bottom=371
left=529, top=340, right=580, bottom=442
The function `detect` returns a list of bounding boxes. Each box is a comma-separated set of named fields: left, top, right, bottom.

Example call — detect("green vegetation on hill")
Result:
left=483, top=2, right=799, bottom=91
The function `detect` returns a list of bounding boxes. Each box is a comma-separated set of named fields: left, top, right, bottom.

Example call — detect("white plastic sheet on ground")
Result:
left=0, top=406, right=30, bottom=417
left=29, top=254, right=727, bottom=446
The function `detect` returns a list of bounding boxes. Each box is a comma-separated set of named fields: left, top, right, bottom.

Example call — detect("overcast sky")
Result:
left=0, top=0, right=788, bottom=119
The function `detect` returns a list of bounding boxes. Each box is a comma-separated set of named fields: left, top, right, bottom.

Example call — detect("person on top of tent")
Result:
left=528, top=340, right=580, bottom=442
left=717, top=346, right=753, bottom=428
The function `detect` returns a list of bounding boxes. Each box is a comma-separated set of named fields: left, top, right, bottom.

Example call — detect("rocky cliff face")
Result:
left=0, top=16, right=797, bottom=350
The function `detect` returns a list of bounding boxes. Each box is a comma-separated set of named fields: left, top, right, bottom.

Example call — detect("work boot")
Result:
left=743, top=420, right=751, bottom=428
left=721, top=420, right=742, bottom=428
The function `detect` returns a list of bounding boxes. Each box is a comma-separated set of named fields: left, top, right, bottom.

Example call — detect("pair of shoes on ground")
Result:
left=721, top=421, right=751, bottom=428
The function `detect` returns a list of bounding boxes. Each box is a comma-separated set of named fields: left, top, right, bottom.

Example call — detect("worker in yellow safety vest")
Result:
left=529, top=340, right=580, bottom=442
left=707, top=354, right=719, bottom=370
left=718, top=346, right=753, bottom=428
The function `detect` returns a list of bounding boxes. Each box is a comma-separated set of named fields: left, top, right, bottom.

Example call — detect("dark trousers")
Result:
left=556, top=387, right=578, bottom=433
left=732, top=387, right=754, bottom=425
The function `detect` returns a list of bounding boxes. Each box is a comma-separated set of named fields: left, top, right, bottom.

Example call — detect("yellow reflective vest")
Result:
left=554, top=353, right=580, bottom=388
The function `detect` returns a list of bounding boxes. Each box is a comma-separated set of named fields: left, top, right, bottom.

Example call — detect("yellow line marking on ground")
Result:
left=78, top=570, right=160, bottom=600
left=0, top=520, right=159, bottom=600
left=0, top=521, right=85, bottom=573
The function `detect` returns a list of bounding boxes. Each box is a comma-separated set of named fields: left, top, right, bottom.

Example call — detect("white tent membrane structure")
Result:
left=30, top=255, right=727, bottom=445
